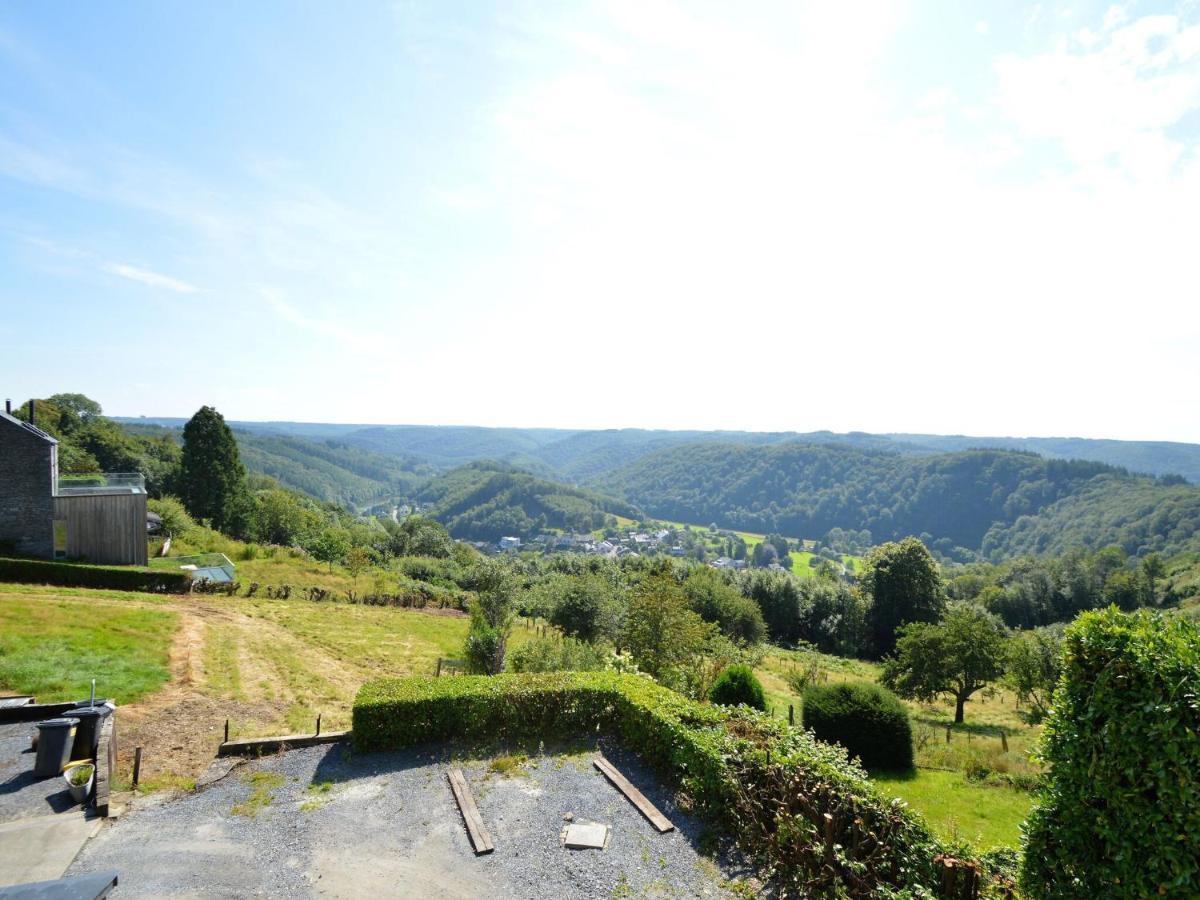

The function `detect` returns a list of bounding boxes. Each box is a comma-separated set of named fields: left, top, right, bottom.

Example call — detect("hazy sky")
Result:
left=2, top=2, right=1198, bottom=441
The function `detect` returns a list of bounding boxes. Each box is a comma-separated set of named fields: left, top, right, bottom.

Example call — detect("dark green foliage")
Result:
left=1021, top=608, right=1200, bottom=897
left=802, top=682, right=913, bottom=771
left=548, top=574, right=622, bottom=643
left=506, top=636, right=610, bottom=673
left=179, top=406, right=250, bottom=534
left=416, top=461, right=640, bottom=541
left=352, top=672, right=948, bottom=895
left=708, top=664, right=766, bottom=710
left=982, top=475, right=1200, bottom=560
left=0, top=557, right=191, bottom=593
left=384, top=515, right=454, bottom=558
left=236, top=432, right=430, bottom=507
left=862, top=537, right=945, bottom=657
left=683, top=568, right=766, bottom=644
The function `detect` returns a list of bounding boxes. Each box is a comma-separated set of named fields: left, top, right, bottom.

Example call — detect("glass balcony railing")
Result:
left=56, top=472, right=146, bottom=495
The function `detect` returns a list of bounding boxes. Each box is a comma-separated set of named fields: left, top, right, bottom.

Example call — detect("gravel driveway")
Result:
left=68, top=739, right=753, bottom=898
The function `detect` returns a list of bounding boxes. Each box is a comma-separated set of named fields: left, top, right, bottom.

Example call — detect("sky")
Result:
left=1, top=1, right=1198, bottom=442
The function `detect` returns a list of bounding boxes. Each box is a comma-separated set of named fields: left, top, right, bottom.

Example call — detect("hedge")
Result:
left=1022, top=608, right=1200, bottom=897
left=354, top=672, right=958, bottom=896
left=802, top=682, right=914, bottom=772
left=0, top=557, right=192, bottom=594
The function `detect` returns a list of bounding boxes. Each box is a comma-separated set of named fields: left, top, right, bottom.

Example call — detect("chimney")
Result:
left=4, top=399, right=9, bottom=415
left=28, top=399, right=34, bottom=425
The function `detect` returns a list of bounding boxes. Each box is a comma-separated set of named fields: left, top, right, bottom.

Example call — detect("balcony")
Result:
left=55, top=472, right=146, bottom=496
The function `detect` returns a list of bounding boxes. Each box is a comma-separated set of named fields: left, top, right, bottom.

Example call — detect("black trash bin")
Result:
left=65, top=705, right=113, bottom=762
left=33, top=718, right=77, bottom=777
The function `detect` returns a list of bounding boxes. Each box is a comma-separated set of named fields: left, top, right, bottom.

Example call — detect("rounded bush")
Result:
left=708, top=664, right=767, bottom=711
left=802, top=682, right=913, bottom=771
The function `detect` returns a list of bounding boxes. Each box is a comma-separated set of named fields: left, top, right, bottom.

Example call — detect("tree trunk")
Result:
left=955, top=695, right=965, bottom=724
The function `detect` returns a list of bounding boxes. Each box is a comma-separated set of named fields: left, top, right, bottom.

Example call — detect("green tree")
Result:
left=464, top=560, right=518, bottom=674
left=682, top=568, right=766, bottom=644
left=148, top=495, right=194, bottom=538
left=179, top=406, right=249, bottom=535
left=880, top=603, right=1008, bottom=723
left=623, top=574, right=715, bottom=679
left=251, top=489, right=322, bottom=546
left=549, top=574, right=623, bottom=644
left=309, top=528, right=350, bottom=572
left=388, top=515, right=454, bottom=558
left=345, top=545, right=372, bottom=587
left=1004, top=625, right=1064, bottom=723
left=862, top=537, right=945, bottom=658
left=1140, top=553, right=1166, bottom=606
left=1102, top=568, right=1142, bottom=611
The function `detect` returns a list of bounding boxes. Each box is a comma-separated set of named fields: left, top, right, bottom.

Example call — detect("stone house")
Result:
left=0, top=409, right=148, bottom=565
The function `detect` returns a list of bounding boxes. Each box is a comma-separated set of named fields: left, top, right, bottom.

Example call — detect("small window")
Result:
left=53, top=520, right=67, bottom=559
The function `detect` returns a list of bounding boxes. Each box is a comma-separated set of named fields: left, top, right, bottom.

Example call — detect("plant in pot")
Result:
left=63, top=762, right=95, bottom=804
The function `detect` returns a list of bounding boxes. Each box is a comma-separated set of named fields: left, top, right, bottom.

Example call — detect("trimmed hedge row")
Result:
left=0, top=557, right=192, bottom=594
left=354, top=672, right=955, bottom=896
left=802, top=682, right=914, bottom=771
left=1021, top=608, right=1200, bottom=897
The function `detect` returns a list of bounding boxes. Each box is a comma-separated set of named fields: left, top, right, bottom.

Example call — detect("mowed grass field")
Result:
left=0, top=581, right=1030, bottom=851
left=0, top=587, right=177, bottom=704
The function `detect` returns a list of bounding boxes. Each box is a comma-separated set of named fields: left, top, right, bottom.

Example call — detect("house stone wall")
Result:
left=0, top=414, right=56, bottom=558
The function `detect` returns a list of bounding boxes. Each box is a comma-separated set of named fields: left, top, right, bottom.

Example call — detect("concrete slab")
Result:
left=0, top=814, right=102, bottom=888
left=561, top=821, right=609, bottom=850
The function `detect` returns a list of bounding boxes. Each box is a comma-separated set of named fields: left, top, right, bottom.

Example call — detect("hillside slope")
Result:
left=595, top=442, right=1200, bottom=559
left=416, top=462, right=642, bottom=541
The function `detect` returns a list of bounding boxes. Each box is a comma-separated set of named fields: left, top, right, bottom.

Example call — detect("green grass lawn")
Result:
left=0, top=594, right=177, bottom=703
left=873, top=769, right=1033, bottom=850
left=756, top=646, right=1039, bottom=851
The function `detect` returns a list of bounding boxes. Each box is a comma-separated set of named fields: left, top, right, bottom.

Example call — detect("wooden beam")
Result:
left=216, top=730, right=349, bottom=757
left=593, top=757, right=674, bottom=833
left=448, top=769, right=494, bottom=855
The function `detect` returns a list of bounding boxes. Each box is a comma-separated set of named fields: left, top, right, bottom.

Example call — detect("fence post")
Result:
left=132, top=747, right=142, bottom=789
left=316, top=714, right=321, bottom=736
left=788, top=704, right=794, bottom=726
left=946, top=725, right=952, bottom=744
left=224, top=719, right=229, bottom=744
left=1000, top=731, right=1008, bottom=753
left=437, top=658, right=443, bottom=677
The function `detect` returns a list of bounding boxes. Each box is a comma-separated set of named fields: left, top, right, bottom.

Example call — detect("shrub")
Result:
left=0, top=557, right=191, bottom=594
left=1021, top=608, right=1200, bottom=897
left=802, top=682, right=914, bottom=771
left=708, top=664, right=766, bottom=711
left=353, top=672, right=952, bottom=896
left=507, top=636, right=610, bottom=673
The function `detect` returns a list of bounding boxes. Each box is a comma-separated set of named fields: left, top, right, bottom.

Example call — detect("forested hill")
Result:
left=594, top=442, right=1200, bottom=560
left=119, top=418, right=1200, bottom=483
left=415, top=462, right=642, bottom=541
left=122, top=423, right=430, bottom=508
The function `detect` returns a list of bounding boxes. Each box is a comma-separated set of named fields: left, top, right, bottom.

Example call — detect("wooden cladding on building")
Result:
left=53, top=493, right=148, bottom=566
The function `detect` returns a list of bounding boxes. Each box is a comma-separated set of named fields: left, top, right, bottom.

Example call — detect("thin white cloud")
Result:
left=103, top=262, right=199, bottom=293
left=994, top=11, right=1200, bottom=180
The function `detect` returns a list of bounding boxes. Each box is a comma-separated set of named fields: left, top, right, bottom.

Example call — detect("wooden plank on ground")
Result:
left=593, top=757, right=674, bottom=833
left=448, top=769, right=494, bottom=855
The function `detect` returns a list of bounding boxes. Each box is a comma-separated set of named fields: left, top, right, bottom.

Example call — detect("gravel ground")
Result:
left=68, top=739, right=755, bottom=898
left=0, top=721, right=80, bottom=823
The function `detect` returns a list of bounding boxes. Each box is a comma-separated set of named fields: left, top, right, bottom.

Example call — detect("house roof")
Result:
left=0, top=410, right=57, bottom=444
